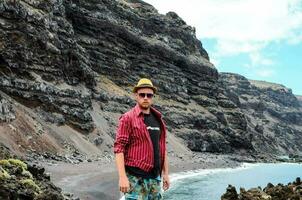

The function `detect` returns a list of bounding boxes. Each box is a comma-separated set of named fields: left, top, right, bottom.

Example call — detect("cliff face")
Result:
left=219, top=73, right=302, bottom=154
left=0, top=0, right=302, bottom=159
left=297, top=96, right=302, bottom=106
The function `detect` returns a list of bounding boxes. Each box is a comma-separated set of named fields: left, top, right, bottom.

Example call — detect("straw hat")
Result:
left=133, top=78, right=157, bottom=93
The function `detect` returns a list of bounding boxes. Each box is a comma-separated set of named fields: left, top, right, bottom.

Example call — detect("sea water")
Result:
left=164, top=163, right=302, bottom=200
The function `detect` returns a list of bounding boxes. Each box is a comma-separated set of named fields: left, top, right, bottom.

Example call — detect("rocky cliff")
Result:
left=1, top=0, right=302, bottom=162
left=218, top=74, right=302, bottom=154
left=297, top=95, right=302, bottom=106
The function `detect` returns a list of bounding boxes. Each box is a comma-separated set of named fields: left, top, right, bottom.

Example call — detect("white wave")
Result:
left=169, top=163, right=257, bottom=182
left=170, top=162, right=302, bottom=183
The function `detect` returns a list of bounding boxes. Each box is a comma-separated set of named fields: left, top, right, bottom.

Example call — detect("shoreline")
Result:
left=42, top=152, right=302, bottom=200
left=42, top=153, right=258, bottom=200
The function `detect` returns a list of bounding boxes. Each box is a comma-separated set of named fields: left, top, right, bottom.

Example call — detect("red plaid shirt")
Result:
left=114, top=104, right=167, bottom=172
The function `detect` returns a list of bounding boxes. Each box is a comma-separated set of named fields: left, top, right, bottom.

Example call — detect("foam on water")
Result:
left=169, top=163, right=256, bottom=183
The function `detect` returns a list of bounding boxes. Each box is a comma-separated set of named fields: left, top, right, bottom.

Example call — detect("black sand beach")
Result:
left=44, top=153, right=250, bottom=200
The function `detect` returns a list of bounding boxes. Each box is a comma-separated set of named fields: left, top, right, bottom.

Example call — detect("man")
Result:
left=114, top=78, right=170, bottom=200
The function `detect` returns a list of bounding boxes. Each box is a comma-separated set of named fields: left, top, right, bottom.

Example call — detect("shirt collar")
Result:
left=134, top=104, right=162, bottom=118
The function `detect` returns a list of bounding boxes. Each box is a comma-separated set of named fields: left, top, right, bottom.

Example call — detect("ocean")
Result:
left=164, top=163, right=302, bottom=200
left=119, top=163, right=302, bottom=200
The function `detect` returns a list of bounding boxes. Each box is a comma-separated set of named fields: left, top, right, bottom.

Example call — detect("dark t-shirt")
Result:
left=126, top=111, right=161, bottom=178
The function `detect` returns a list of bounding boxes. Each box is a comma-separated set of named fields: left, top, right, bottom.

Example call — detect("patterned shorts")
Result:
left=124, top=173, right=162, bottom=200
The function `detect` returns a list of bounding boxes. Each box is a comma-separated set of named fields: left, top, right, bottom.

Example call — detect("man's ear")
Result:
left=133, top=92, right=137, bottom=99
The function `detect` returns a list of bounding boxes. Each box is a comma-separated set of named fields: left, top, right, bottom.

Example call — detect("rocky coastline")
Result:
left=1, top=145, right=302, bottom=200
left=221, top=177, right=302, bottom=200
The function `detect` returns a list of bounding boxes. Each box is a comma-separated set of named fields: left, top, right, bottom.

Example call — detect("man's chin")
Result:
left=140, top=104, right=150, bottom=109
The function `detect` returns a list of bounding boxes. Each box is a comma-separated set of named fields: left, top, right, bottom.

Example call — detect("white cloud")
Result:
left=144, top=0, right=302, bottom=55
left=256, top=69, right=276, bottom=78
left=249, top=53, right=274, bottom=67
left=287, top=32, right=302, bottom=45
left=209, top=57, right=220, bottom=67
left=215, top=40, right=267, bottom=57
left=145, top=0, right=302, bottom=81
left=240, top=52, right=275, bottom=77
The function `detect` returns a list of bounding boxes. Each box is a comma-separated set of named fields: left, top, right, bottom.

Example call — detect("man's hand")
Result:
left=162, top=174, right=170, bottom=191
left=119, top=175, right=130, bottom=193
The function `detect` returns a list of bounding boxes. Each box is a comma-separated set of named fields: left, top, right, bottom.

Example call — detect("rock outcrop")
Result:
left=0, top=94, right=15, bottom=122
left=0, top=0, right=302, bottom=161
left=221, top=177, right=302, bottom=200
left=0, top=158, right=76, bottom=200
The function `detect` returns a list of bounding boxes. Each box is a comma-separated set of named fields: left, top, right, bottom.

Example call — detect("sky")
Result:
left=144, top=0, right=302, bottom=95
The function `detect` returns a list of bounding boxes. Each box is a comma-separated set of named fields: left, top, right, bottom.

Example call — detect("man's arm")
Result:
left=115, top=152, right=130, bottom=193
left=114, top=115, right=130, bottom=193
left=162, top=150, right=170, bottom=191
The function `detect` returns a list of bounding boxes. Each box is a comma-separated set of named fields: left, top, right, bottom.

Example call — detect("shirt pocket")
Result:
left=131, top=123, right=146, bottom=142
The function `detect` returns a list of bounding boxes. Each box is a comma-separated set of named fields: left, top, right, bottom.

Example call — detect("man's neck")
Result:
left=141, top=108, right=150, bottom=114
left=138, top=104, right=151, bottom=114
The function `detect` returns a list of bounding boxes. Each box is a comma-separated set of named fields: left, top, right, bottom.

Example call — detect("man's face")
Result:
left=135, top=88, right=154, bottom=110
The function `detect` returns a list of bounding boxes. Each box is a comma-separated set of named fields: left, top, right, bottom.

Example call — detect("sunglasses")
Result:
left=138, top=93, right=154, bottom=99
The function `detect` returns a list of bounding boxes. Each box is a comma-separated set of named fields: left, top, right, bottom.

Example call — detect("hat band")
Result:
left=137, top=84, right=154, bottom=87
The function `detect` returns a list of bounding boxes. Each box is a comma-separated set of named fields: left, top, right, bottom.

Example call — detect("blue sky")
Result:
left=144, top=0, right=302, bottom=95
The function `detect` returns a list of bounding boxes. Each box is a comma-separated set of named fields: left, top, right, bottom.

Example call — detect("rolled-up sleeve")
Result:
left=114, top=114, right=130, bottom=154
